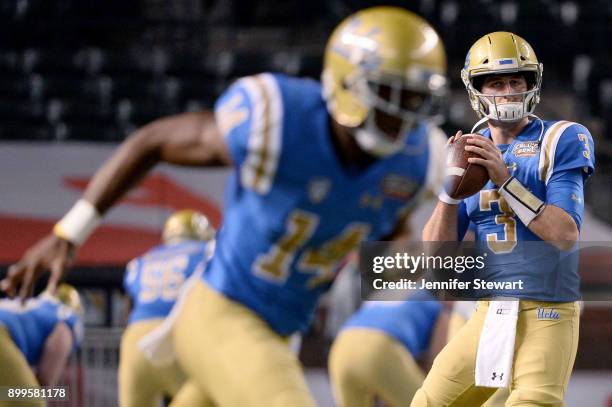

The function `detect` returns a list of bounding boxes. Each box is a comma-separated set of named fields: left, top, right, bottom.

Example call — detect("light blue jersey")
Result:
left=207, top=73, right=440, bottom=335
left=458, top=119, right=595, bottom=301
left=124, top=240, right=209, bottom=324
left=0, top=295, right=83, bottom=365
left=343, top=291, right=442, bottom=357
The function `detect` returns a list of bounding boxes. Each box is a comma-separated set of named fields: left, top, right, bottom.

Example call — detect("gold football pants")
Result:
left=173, top=281, right=317, bottom=407
left=119, top=319, right=197, bottom=407
left=329, top=328, right=425, bottom=407
left=411, top=300, right=579, bottom=407
left=0, top=326, right=43, bottom=407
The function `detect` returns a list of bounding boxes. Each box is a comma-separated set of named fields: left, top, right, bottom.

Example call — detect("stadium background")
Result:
left=0, top=0, right=611, bottom=405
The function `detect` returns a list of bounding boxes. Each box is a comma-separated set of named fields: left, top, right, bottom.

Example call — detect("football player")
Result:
left=0, top=284, right=83, bottom=407
left=2, top=7, right=449, bottom=406
left=329, top=291, right=450, bottom=407
left=120, top=210, right=215, bottom=407
left=412, top=31, right=595, bottom=406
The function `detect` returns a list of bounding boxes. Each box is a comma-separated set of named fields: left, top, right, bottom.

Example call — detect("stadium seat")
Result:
left=0, top=98, right=46, bottom=123
left=39, top=74, right=112, bottom=103
left=114, top=98, right=179, bottom=126
left=0, top=122, right=51, bottom=140
left=97, top=49, right=159, bottom=76
left=164, top=51, right=217, bottom=77
left=296, top=53, right=322, bottom=80
left=46, top=98, right=115, bottom=126
left=175, top=77, right=223, bottom=107
left=0, top=73, right=32, bottom=100
left=0, top=50, right=22, bottom=74
left=225, top=51, right=282, bottom=79
left=53, top=121, right=123, bottom=142
left=22, top=48, right=84, bottom=75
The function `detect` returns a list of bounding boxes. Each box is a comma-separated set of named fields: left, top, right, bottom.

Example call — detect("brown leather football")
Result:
left=444, top=134, right=489, bottom=199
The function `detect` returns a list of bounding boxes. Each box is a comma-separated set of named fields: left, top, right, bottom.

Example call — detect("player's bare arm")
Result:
left=422, top=202, right=459, bottom=242
left=85, top=111, right=230, bottom=214
left=1, top=111, right=228, bottom=299
left=466, top=134, right=578, bottom=250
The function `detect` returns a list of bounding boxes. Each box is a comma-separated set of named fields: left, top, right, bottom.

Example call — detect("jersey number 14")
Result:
left=254, top=210, right=370, bottom=288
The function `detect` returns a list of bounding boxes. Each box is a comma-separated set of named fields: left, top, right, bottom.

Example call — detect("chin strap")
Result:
left=529, top=114, right=545, bottom=144
left=470, top=116, right=490, bottom=134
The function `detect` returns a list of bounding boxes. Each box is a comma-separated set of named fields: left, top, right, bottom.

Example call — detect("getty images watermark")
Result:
left=356, top=241, right=600, bottom=301
left=370, top=251, right=523, bottom=291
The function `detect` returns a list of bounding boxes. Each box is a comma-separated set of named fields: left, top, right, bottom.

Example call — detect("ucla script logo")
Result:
left=536, top=307, right=560, bottom=320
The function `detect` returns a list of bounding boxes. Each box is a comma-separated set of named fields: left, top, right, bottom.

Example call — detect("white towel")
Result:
left=475, top=298, right=519, bottom=388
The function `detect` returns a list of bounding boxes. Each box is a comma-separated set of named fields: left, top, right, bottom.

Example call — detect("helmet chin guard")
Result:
left=354, top=115, right=413, bottom=157
left=470, top=87, right=539, bottom=123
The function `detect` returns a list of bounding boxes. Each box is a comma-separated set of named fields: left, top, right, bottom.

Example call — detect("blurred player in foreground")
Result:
left=120, top=210, right=215, bottom=407
left=412, top=31, right=595, bottom=406
left=2, top=6, right=448, bottom=406
left=0, top=284, right=83, bottom=407
left=329, top=291, right=450, bottom=407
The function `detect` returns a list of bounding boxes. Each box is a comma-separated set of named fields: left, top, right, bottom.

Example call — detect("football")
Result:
left=444, top=134, right=490, bottom=199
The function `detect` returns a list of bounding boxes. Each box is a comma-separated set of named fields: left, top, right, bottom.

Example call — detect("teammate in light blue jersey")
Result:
left=4, top=7, right=449, bottom=407
left=119, top=210, right=214, bottom=407
left=0, top=284, right=83, bottom=406
left=123, top=210, right=214, bottom=324
left=329, top=291, right=447, bottom=407
left=413, top=32, right=595, bottom=407
left=206, top=73, right=443, bottom=335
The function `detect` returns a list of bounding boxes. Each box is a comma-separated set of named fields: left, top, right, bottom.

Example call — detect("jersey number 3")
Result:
left=480, top=190, right=517, bottom=254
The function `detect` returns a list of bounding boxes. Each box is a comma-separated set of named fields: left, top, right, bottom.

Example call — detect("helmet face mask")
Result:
left=322, top=6, right=448, bottom=157
left=350, top=71, right=447, bottom=156
left=461, top=31, right=543, bottom=123
left=469, top=82, right=540, bottom=123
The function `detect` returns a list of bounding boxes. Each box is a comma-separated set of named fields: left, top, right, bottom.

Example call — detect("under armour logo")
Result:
left=491, top=372, right=504, bottom=381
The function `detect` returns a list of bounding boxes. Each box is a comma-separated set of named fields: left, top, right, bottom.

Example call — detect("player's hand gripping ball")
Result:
left=444, top=132, right=489, bottom=199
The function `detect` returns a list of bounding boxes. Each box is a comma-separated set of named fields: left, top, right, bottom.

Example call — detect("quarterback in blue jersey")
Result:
left=119, top=210, right=214, bottom=407
left=0, top=284, right=83, bottom=407
left=3, top=7, right=449, bottom=407
left=329, top=291, right=449, bottom=407
left=412, top=32, right=595, bottom=407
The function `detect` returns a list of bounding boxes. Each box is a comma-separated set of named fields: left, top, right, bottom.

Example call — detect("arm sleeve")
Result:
left=546, top=168, right=585, bottom=230
left=214, top=73, right=284, bottom=194
left=457, top=201, right=470, bottom=241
